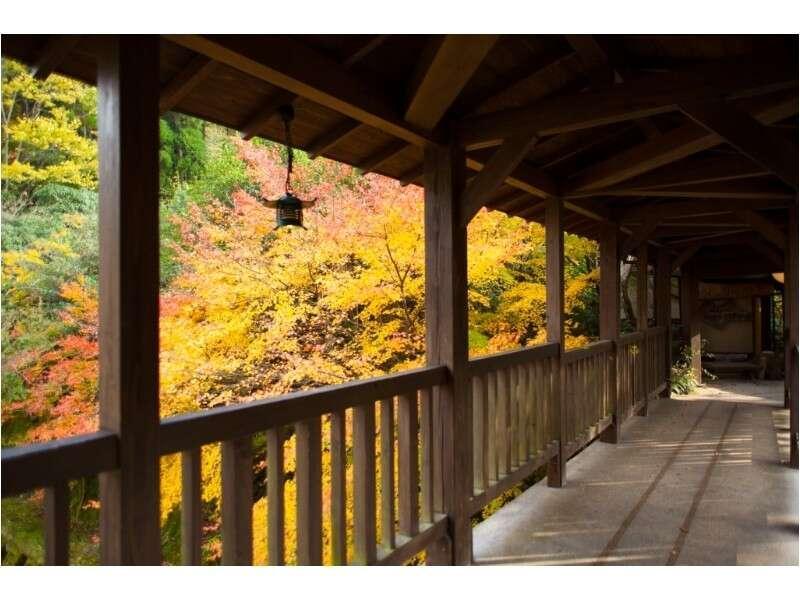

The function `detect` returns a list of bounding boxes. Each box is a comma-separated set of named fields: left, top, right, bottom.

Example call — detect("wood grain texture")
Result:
left=266, top=427, right=285, bottom=565
left=221, top=437, right=253, bottom=565
left=97, top=35, right=161, bottom=565
left=181, top=448, right=202, bottom=565
left=44, top=481, right=69, bottom=565
left=328, top=412, right=347, bottom=565
left=353, top=403, right=377, bottom=564
left=423, top=141, right=472, bottom=564
left=295, top=418, right=323, bottom=565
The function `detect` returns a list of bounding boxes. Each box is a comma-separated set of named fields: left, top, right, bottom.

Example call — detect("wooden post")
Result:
left=545, top=197, right=566, bottom=487
left=786, top=203, right=798, bottom=469
left=680, top=263, right=702, bottom=384
left=636, top=243, right=649, bottom=415
left=753, top=296, right=763, bottom=360
left=97, top=35, right=161, bottom=565
left=598, top=222, right=621, bottom=443
left=423, top=141, right=471, bottom=565
left=655, top=248, right=672, bottom=395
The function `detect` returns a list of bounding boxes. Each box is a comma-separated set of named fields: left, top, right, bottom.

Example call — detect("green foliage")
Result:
left=159, top=113, right=207, bottom=195
left=186, top=132, right=258, bottom=204
left=2, top=59, right=97, bottom=205
left=670, top=346, right=699, bottom=395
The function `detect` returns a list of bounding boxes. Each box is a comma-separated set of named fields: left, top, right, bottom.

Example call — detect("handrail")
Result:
left=563, top=339, right=613, bottom=364
left=467, top=342, right=559, bottom=377
left=646, top=325, right=667, bottom=336
left=1, top=365, right=447, bottom=495
left=159, top=365, right=447, bottom=455
left=619, top=330, right=645, bottom=344
left=1, top=431, right=119, bottom=497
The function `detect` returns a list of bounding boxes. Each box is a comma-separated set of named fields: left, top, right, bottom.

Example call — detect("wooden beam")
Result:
left=159, top=55, right=217, bottom=114
left=423, top=142, right=471, bottom=564
left=566, top=35, right=662, bottom=139
left=734, top=209, right=787, bottom=249
left=621, top=211, right=661, bottom=257
left=589, top=179, right=796, bottom=200
left=307, top=119, right=364, bottom=159
left=655, top=247, right=672, bottom=392
left=465, top=151, right=556, bottom=200
left=458, top=57, right=797, bottom=147
left=405, top=35, right=498, bottom=130
left=31, top=35, right=81, bottom=80
left=596, top=154, right=769, bottom=192
left=399, top=164, right=424, bottom=187
left=785, top=203, right=798, bottom=468
left=460, top=134, right=539, bottom=225
left=239, top=35, right=389, bottom=141
left=680, top=99, right=799, bottom=190
left=167, top=35, right=434, bottom=146
left=357, top=140, right=408, bottom=174
left=671, top=243, right=701, bottom=273
left=564, top=92, right=798, bottom=193
left=620, top=197, right=790, bottom=223
left=341, top=35, right=390, bottom=68
left=97, top=35, right=161, bottom=565
left=239, top=89, right=298, bottom=141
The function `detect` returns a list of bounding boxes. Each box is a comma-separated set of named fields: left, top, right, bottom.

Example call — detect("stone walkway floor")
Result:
left=472, top=380, right=798, bottom=565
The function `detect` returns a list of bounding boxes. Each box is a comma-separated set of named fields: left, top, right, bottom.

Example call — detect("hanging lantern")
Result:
left=263, top=105, right=316, bottom=229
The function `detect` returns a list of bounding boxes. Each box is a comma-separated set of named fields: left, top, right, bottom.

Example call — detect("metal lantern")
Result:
left=263, top=105, right=316, bottom=229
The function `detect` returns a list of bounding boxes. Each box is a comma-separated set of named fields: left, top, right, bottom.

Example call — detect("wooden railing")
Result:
left=562, top=340, right=615, bottom=457
left=617, top=331, right=645, bottom=419
left=1, top=334, right=672, bottom=565
left=2, top=366, right=449, bottom=566
left=467, top=342, right=560, bottom=514
left=645, top=326, right=668, bottom=397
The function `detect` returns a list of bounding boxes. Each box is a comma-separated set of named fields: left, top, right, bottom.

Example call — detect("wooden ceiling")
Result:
left=2, top=34, right=797, bottom=272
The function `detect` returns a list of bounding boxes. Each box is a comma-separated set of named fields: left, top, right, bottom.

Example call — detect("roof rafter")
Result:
left=461, top=133, right=540, bottom=225
left=457, top=56, right=797, bottom=147
left=30, top=35, right=81, bottom=80
left=563, top=91, right=798, bottom=193
left=165, top=35, right=436, bottom=147
left=405, top=34, right=498, bottom=130
left=159, top=56, right=217, bottom=114
left=680, top=98, right=799, bottom=190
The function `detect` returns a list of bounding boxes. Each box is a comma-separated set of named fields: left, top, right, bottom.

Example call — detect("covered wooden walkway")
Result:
left=473, top=380, right=798, bottom=565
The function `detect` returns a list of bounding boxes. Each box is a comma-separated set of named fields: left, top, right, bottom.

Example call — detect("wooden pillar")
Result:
left=655, top=248, right=672, bottom=395
left=786, top=203, right=798, bottom=469
left=680, top=263, right=702, bottom=385
left=752, top=297, right=763, bottom=357
left=598, top=222, right=620, bottom=443
left=636, top=243, right=649, bottom=415
left=97, top=35, right=161, bottom=564
left=545, top=197, right=565, bottom=487
left=423, top=141, right=471, bottom=564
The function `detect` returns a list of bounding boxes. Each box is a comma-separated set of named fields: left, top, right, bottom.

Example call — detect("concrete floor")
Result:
left=472, top=380, right=799, bottom=565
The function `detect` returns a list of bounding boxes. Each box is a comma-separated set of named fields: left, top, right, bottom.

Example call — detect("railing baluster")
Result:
left=509, top=366, right=519, bottom=470
left=472, top=376, right=484, bottom=494
left=517, top=364, right=528, bottom=465
left=496, top=368, right=509, bottom=477
left=526, top=362, right=536, bottom=459
left=296, top=417, right=323, bottom=565
left=398, top=392, right=419, bottom=538
left=44, top=480, right=69, bottom=565
left=486, top=371, right=497, bottom=483
left=329, top=412, right=346, bottom=565
left=267, top=426, right=285, bottom=565
left=380, top=398, right=396, bottom=552
left=353, top=403, right=377, bottom=564
left=419, top=388, right=434, bottom=524
left=181, top=447, right=202, bottom=565
left=221, top=436, right=253, bottom=565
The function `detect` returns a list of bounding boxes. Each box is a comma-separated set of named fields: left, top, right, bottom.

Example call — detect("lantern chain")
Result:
left=280, top=105, right=295, bottom=195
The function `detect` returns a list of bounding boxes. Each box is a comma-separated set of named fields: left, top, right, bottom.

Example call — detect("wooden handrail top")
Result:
left=619, top=331, right=645, bottom=345
left=467, top=342, right=559, bottom=377
left=159, top=365, right=448, bottom=455
left=646, top=325, right=668, bottom=336
left=563, top=339, right=614, bottom=364
left=1, top=431, right=119, bottom=497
